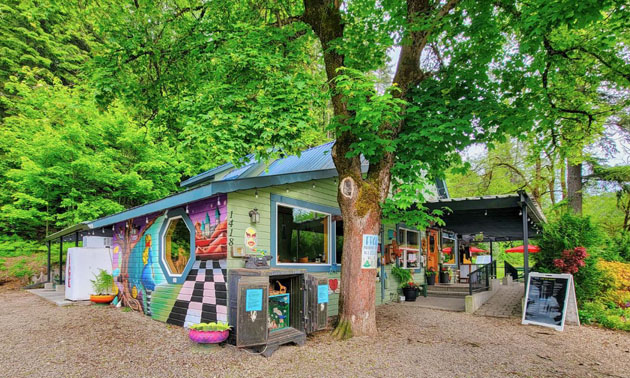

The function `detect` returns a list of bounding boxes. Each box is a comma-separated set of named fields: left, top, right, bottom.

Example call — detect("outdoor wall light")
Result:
left=249, top=208, right=260, bottom=224
left=255, top=189, right=259, bottom=199
left=484, top=209, right=488, bottom=216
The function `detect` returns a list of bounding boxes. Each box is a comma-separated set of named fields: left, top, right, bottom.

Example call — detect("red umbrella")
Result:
left=505, top=245, right=541, bottom=253
left=442, top=247, right=452, bottom=254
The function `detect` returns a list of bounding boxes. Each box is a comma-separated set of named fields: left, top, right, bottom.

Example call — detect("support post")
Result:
left=522, top=201, right=529, bottom=294
left=59, top=236, right=63, bottom=285
left=380, top=225, right=385, bottom=302
left=75, top=231, right=79, bottom=247
left=47, top=240, right=51, bottom=282
left=490, top=241, right=493, bottom=276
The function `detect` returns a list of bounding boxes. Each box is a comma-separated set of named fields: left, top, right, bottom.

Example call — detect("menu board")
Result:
left=522, top=272, right=578, bottom=331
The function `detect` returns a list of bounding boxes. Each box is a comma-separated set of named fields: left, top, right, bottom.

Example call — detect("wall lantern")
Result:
left=249, top=208, right=260, bottom=224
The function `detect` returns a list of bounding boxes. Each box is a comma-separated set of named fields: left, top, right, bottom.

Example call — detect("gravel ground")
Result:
left=1, top=290, right=629, bottom=378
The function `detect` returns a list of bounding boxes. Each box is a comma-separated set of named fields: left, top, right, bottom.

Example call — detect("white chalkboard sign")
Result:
left=522, top=272, right=579, bottom=331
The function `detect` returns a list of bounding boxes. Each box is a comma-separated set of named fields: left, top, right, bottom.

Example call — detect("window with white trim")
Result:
left=399, top=228, right=420, bottom=269
left=276, top=204, right=330, bottom=264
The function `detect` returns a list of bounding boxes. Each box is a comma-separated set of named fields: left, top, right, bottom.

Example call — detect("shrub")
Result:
left=0, top=235, right=46, bottom=257
left=90, top=269, right=114, bottom=294
left=611, top=231, right=630, bottom=262
left=391, top=265, right=413, bottom=288
left=553, top=247, right=588, bottom=274
left=598, top=261, right=630, bottom=307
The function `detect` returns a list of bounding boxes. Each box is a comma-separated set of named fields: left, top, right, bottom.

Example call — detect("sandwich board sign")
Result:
left=522, top=272, right=580, bottom=331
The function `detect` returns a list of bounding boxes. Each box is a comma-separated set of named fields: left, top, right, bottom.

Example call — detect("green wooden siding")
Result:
left=226, top=177, right=426, bottom=317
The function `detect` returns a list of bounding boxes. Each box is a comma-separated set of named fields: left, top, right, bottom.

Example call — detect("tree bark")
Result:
left=567, top=161, right=583, bottom=215
left=560, top=158, right=567, bottom=200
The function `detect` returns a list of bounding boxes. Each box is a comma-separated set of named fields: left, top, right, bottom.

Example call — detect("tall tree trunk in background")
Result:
left=533, top=156, right=542, bottom=204
left=567, top=161, right=583, bottom=215
left=560, top=158, right=568, bottom=200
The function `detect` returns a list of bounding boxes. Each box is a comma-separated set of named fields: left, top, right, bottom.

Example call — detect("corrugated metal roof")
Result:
left=262, top=142, right=337, bottom=175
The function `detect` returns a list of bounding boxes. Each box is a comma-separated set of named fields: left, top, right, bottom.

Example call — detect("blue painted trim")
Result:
left=157, top=208, right=196, bottom=284
left=89, top=169, right=340, bottom=229
left=269, top=194, right=340, bottom=273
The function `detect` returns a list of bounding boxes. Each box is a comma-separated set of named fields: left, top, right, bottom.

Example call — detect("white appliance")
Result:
left=65, top=247, right=112, bottom=301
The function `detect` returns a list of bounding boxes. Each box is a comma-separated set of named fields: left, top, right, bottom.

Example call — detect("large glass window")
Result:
left=277, top=204, right=330, bottom=264
left=164, top=217, right=191, bottom=275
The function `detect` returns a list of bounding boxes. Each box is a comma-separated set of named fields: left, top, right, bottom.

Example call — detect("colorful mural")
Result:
left=111, top=194, right=228, bottom=327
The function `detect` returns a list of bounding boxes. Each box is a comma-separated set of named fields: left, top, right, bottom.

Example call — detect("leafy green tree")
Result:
left=1, top=75, right=181, bottom=238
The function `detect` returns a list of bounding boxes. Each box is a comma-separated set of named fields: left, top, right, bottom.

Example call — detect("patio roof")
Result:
left=421, top=191, right=545, bottom=241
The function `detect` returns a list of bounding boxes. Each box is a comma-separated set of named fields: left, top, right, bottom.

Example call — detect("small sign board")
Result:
left=245, top=288, right=263, bottom=312
left=317, top=284, right=329, bottom=304
left=522, top=272, right=580, bottom=331
left=361, top=234, right=378, bottom=269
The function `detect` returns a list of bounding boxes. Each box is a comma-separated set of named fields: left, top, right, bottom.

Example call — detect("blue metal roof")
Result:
left=262, top=142, right=337, bottom=175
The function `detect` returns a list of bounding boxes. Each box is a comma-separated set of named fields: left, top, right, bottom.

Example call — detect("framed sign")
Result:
left=522, top=272, right=579, bottom=331
left=361, top=234, right=378, bottom=269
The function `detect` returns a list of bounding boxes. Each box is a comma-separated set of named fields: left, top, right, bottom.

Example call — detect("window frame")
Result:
left=274, top=202, right=333, bottom=267
left=399, top=227, right=421, bottom=270
left=270, top=194, right=341, bottom=272
left=158, top=208, right=196, bottom=284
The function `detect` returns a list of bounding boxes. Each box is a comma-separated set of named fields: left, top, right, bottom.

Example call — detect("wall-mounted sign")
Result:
left=361, top=234, right=378, bottom=269
left=318, top=284, right=329, bottom=304
left=522, top=272, right=580, bottom=331
left=245, top=288, right=263, bottom=312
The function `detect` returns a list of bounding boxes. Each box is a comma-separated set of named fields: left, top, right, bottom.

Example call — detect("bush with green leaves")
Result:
left=188, top=322, right=231, bottom=332
left=579, top=301, right=630, bottom=332
left=391, top=265, right=414, bottom=288
left=611, top=231, right=630, bottom=262
left=90, top=269, right=113, bottom=295
left=8, top=258, right=33, bottom=279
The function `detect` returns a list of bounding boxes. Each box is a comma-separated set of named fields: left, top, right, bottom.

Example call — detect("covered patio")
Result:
left=421, top=191, right=546, bottom=294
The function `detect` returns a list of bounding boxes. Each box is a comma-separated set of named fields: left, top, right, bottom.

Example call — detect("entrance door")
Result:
left=426, top=229, right=439, bottom=273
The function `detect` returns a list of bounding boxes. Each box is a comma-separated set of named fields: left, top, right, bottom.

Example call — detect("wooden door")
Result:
left=426, top=229, right=439, bottom=272
left=236, top=276, right=269, bottom=347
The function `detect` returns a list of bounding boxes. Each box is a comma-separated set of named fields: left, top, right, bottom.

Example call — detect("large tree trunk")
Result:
left=567, top=161, right=583, bottom=215
left=560, top=158, right=567, bottom=200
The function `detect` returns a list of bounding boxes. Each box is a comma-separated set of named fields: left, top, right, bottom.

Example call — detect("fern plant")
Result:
left=391, top=265, right=413, bottom=288
left=90, top=269, right=114, bottom=295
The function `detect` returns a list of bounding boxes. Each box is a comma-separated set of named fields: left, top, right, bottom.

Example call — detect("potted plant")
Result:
left=188, top=322, right=231, bottom=344
left=90, top=269, right=116, bottom=304
left=425, top=267, right=437, bottom=285
left=401, top=281, right=421, bottom=302
left=439, top=266, right=452, bottom=284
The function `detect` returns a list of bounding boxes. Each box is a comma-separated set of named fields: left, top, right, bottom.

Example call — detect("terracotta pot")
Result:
left=188, top=329, right=229, bottom=344
left=90, top=294, right=116, bottom=304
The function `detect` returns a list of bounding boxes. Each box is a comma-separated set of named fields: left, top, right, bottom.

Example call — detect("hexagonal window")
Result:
left=163, top=216, right=191, bottom=275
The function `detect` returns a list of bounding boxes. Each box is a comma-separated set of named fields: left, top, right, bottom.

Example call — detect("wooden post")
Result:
left=59, top=236, right=63, bottom=285
left=47, top=240, right=51, bottom=282
left=522, top=201, right=529, bottom=294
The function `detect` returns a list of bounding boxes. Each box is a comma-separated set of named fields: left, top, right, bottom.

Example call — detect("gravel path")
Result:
left=1, top=290, right=629, bottom=378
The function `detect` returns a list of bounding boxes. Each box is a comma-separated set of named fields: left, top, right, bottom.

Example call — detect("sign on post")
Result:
left=522, top=272, right=580, bottom=331
left=361, top=234, right=378, bottom=269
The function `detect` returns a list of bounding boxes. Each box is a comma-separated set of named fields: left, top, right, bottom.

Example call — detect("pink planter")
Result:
left=188, top=329, right=229, bottom=344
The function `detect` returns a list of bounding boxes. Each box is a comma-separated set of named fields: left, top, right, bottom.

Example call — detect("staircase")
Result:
left=426, top=284, right=469, bottom=298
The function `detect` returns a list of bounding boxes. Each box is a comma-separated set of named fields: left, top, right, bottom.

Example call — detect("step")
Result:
left=44, top=283, right=54, bottom=290
left=427, top=285, right=470, bottom=293
left=55, top=285, right=65, bottom=293
left=426, top=290, right=468, bottom=298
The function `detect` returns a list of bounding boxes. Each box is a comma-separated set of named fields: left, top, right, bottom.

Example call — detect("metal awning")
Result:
left=421, top=191, right=545, bottom=241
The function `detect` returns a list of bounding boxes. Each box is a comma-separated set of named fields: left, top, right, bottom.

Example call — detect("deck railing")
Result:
left=469, top=260, right=497, bottom=295
left=504, top=261, right=523, bottom=281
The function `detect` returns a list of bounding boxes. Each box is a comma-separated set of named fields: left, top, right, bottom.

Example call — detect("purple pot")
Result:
left=188, top=329, right=229, bottom=344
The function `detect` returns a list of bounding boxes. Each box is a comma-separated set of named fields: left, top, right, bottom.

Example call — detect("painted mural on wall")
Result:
left=111, top=194, right=228, bottom=327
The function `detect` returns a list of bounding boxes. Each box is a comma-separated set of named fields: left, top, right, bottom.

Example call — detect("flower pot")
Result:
left=439, top=271, right=450, bottom=284
left=426, top=274, right=436, bottom=286
left=90, top=294, right=116, bottom=304
left=402, top=287, right=418, bottom=302
left=188, top=329, right=230, bottom=344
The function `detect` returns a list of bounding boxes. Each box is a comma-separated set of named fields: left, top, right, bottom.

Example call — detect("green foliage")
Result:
left=611, top=232, right=630, bottom=262
left=8, top=258, right=34, bottom=279
left=390, top=265, right=413, bottom=288
left=90, top=269, right=113, bottom=295
left=0, top=234, right=46, bottom=257
left=1, top=78, right=181, bottom=237
left=579, top=301, right=630, bottom=332
left=188, top=322, right=231, bottom=332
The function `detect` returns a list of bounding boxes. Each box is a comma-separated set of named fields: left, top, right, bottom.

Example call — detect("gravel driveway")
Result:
left=1, top=290, right=628, bottom=378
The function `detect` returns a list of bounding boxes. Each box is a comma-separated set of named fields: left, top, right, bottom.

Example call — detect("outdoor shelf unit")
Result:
left=227, top=268, right=328, bottom=357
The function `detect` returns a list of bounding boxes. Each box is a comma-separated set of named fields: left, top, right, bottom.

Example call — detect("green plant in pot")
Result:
left=90, top=269, right=116, bottom=304
left=391, top=265, right=419, bottom=301
left=188, top=322, right=232, bottom=344
left=425, top=267, right=437, bottom=285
